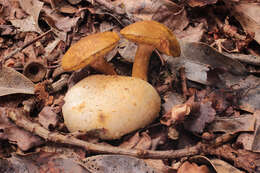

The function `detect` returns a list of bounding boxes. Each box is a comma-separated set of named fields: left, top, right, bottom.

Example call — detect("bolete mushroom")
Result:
left=62, top=21, right=181, bottom=140
left=61, top=31, right=119, bottom=74
left=120, top=20, right=181, bottom=81
left=62, top=75, right=161, bottom=139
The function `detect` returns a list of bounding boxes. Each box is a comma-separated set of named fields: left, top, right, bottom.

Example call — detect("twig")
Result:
left=8, top=109, right=260, bottom=172
left=50, top=74, right=69, bottom=93
left=8, top=109, right=200, bottom=159
left=180, top=67, right=189, bottom=99
left=1, top=30, right=52, bottom=65
left=204, top=144, right=259, bottom=173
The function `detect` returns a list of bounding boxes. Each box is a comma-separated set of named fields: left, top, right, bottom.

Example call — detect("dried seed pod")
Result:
left=23, top=60, right=47, bottom=82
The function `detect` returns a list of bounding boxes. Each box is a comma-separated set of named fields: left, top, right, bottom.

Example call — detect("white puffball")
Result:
left=62, top=75, right=161, bottom=139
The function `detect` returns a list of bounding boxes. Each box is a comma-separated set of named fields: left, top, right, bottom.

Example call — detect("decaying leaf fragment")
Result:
left=166, top=41, right=247, bottom=87
left=211, top=159, right=244, bottom=173
left=177, top=161, right=210, bottom=173
left=0, top=152, right=90, bottom=173
left=208, top=115, right=255, bottom=134
left=83, top=155, right=158, bottom=173
left=0, top=108, right=43, bottom=151
left=0, top=66, right=35, bottom=96
left=184, top=101, right=216, bottom=133
left=161, top=103, right=192, bottom=126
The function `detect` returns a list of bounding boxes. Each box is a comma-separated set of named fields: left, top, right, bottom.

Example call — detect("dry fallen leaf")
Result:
left=0, top=66, right=35, bottom=96
left=83, top=155, right=157, bottom=173
left=10, top=16, right=41, bottom=33
left=10, top=0, right=44, bottom=33
left=166, top=41, right=247, bottom=87
left=0, top=152, right=90, bottom=173
left=114, top=0, right=189, bottom=32
left=38, top=106, right=59, bottom=130
left=0, top=107, right=43, bottom=151
left=177, top=161, right=210, bottom=173
left=184, top=101, right=216, bottom=133
left=236, top=75, right=260, bottom=113
left=208, top=115, right=255, bottom=134
left=161, top=103, right=192, bottom=126
left=225, top=1, right=260, bottom=44
left=210, top=159, right=244, bottom=173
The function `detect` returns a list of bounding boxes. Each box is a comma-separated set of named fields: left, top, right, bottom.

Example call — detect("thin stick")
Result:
left=8, top=109, right=200, bottom=159
left=1, top=30, right=52, bottom=65
left=180, top=67, right=189, bottom=99
left=8, top=109, right=259, bottom=172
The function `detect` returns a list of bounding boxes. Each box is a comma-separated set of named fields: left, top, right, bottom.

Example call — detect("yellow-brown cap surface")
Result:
left=62, top=32, right=120, bottom=71
left=120, top=20, right=181, bottom=57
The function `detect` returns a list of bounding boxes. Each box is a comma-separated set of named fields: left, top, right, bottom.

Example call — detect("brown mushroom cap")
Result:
left=62, top=75, right=161, bottom=139
left=120, top=20, right=181, bottom=57
left=62, top=31, right=120, bottom=71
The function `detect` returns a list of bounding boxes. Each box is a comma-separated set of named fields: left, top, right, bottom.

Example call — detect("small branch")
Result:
left=180, top=67, right=189, bottom=99
left=7, top=108, right=260, bottom=172
left=8, top=109, right=200, bottom=159
left=50, top=74, right=69, bottom=93
left=204, top=144, right=259, bottom=173
left=1, top=30, right=52, bottom=65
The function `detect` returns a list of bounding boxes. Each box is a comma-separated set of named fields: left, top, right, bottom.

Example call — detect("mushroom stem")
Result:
left=132, top=44, right=155, bottom=81
left=90, top=56, right=117, bottom=75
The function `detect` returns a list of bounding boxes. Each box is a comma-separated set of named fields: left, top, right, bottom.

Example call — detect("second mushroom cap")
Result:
left=120, top=20, right=181, bottom=57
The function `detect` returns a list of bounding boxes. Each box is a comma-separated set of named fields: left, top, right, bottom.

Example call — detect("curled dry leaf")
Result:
left=0, top=66, right=35, bottom=96
left=161, top=103, right=192, bottom=126
left=134, top=132, right=152, bottom=150
left=184, top=101, right=216, bottom=133
left=177, top=161, right=210, bottom=173
left=162, top=91, right=185, bottom=113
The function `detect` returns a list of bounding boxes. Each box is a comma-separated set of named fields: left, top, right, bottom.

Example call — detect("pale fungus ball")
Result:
left=62, top=75, right=161, bottom=140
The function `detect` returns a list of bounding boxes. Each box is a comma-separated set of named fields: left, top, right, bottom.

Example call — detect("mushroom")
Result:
left=62, top=75, right=161, bottom=139
left=120, top=20, right=181, bottom=81
left=61, top=31, right=119, bottom=74
left=62, top=21, right=181, bottom=140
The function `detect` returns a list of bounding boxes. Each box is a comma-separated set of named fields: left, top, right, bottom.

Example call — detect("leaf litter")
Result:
left=1, top=0, right=260, bottom=172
